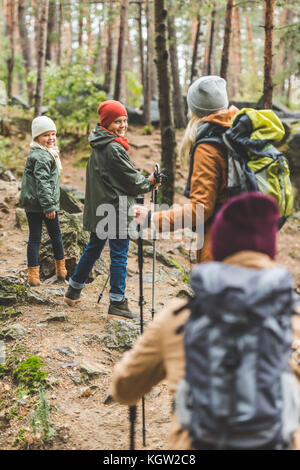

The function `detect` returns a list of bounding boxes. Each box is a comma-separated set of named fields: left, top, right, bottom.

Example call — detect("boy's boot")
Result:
left=55, top=258, right=67, bottom=282
left=107, top=299, right=137, bottom=321
left=64, top=285, right=82, bottom=307
left=28, top=266, right=41, bottom=287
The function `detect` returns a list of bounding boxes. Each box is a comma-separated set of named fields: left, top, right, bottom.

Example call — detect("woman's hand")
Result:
left=148, top=172, right=161, bottom=188
left=45, top=210, right=56, bottom=219
left=133, top=205, right=150, bottom=225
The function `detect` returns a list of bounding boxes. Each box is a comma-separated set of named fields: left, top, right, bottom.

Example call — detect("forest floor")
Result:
left=1, top=125, right=300, bottom=451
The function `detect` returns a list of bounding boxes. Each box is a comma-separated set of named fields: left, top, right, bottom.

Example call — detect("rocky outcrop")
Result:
left=39, top=210, right=108, bottom=281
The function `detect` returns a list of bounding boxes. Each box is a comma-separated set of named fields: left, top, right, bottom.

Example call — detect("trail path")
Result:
left=0, top=127, right=300, bottom=450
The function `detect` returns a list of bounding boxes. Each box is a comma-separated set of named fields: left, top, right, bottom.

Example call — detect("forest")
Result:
left=0, top=0, right=300, bottom=453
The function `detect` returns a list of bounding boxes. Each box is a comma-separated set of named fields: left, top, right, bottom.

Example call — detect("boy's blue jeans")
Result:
left=69, top=232, right=129, bottom=302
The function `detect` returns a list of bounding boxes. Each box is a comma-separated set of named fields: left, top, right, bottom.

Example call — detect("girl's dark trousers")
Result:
left=26, top=211, right=64, bottom=267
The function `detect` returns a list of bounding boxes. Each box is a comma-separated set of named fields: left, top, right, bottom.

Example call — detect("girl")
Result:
left=21, top=116, right=66, bottom=286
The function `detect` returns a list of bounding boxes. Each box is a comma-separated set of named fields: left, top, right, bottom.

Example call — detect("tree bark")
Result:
left=220, top=0, right=234, bottom=81
left=190, top=14, right=201, bottom=85
left=78, top=0, right=84, bottom=48
left=57, top=1, right=63, bottom=65
left=167, top=5, right=186, bottom=129
left=262, top=0, right=274, bottom=109
left=5, top=0, right=16, bottom=99
left=154, top=0, right=176, bottom=206
left=114, top=0, right=129, bottom=101
left=245, top=15, right=256, bottom=77
left=18, top=0, right=34, bottom=105
left=104, top=0, right=114, bottom=93
left=207, top=3, right=216, bottom=76
left=137, top=1, right=145, bottom=87
left=34, top=0, right=49, bottom=117
left=143, top=0, right=151, bottom=125
left=46, top=0, right=56, bottom=62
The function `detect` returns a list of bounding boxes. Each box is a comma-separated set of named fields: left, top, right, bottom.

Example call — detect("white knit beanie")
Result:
left=187, top=76, right=229, bottom=117
left=32, top=116, right=57, bottom=140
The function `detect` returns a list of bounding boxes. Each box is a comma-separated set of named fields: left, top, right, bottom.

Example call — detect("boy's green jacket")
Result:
left=20, top=148, right=60, bottom=213
left=83, top=125, right=151, bottom=235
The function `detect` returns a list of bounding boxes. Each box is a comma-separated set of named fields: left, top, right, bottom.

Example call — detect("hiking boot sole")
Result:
left=106, top=313, right=134, bottom=321
left=64, top=297, right=81, bottom=307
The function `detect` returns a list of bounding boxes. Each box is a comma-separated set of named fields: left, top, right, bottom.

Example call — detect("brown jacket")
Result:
left=152, top=106, right=239, bottom=263
left=112, top=251, right=299, bottom=450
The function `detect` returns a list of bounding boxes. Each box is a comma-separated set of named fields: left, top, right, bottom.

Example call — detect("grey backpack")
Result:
left=175, top=263, right=300, bottom=450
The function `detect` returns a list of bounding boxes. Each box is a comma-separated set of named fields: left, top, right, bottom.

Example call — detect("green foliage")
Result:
left=0, top=135, right=28, bottom=177
left=30, top=388, right=55, bottom=443
left=125, top=71, right=143, bottom=109
left=29, top=53, right=106, bottom=132
left=13, top=357, right=48, bottom=393
left=143, top=125, right=154, bottom=135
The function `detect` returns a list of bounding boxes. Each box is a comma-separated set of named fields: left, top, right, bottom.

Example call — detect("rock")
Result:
left=60, top=186, right=84, bottom=214
left=103, top=394, right=114, bottom=405
left=9, top=95, right=30, bottom=110
left=101, top=319, right=140, bottom=350
left=0, top=324, right=27, bottom=340
left=176, top=286, right=194, bottom=299
left=0, top=202, right=9, bottom=213
left=38, top=210, right=109, bottom=281
left=44, top=312, right=68, bottom=322
left=15, top=208, right=28, bottom=230
left=26, top=289, right=57, bottom=306
left=79, top=360, right=108, bottom=378
left=2, top=170, right=16, bottom=182
left=60, top=185, right=85, bottom=204
left=0, top=277, right=28, bottom=306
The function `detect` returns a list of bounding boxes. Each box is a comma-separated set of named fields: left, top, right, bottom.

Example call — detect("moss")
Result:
left=0, top=363, right=4, bottom=377
left=13, top=357, right=48, bottom=393
left=168, top=257, right=190, bottom=284
left=73, top=155, right=89, bottom=168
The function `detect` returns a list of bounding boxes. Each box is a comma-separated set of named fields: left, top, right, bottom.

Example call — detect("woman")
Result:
left=134, top=75, right=239, bottom=263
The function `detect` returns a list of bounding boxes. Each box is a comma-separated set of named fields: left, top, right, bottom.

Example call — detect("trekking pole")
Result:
left=97, top=273, right=110, bottom=303
left=129, top=405, right=137, bottom=450
left=151, top=164, right=159, bottom=319
left=136, top=194, right=146, bottom=447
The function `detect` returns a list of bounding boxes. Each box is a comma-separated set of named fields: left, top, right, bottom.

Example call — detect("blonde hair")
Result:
left=179, top=113, right=205, bottom=167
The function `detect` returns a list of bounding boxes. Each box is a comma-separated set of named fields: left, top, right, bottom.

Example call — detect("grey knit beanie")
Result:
left=32, top=116, right=57, bottom=140
left=187, top=76, right=229, bottom=117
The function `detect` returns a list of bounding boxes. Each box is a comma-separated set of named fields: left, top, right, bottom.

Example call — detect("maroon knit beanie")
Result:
left=97, top=100, right=128, bottom=129
left=211, top=192, right=280, bottom=261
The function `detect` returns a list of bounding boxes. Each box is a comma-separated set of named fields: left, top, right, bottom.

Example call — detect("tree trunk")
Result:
left=143, top=0, right=151, bottom=125
left=5, top=0, right=16, bottom=99
left=245, top=15, right=256, bottom=77
left=167, top=5, right=186, bottom=129
left=114, top=0, right=129, bottom=101
left=137, top=1, right=145, bottom=87
left=220, top=0, right=234, bottom=81
left=154, top=0, right=176, bottom=206
left=78, top=0, right=84, bottom=48
left=190, top=14, right=201, bottom=85
left=207, top=3, right=216, bottom=75
left=234, top=5, right=242, bottom=90
left=57, top=1, right=63, bottom=65
left=34, top=0, right=49, bottom=117
left=18, top=0, right=34, bottom=105
left=104, top=0, right=114, bottom=93
left=262, top=0, right=274, bottom=109
left=46, top=0, right=56, bottom=62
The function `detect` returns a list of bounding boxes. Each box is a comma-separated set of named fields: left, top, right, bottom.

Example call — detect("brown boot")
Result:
left=55, top=259, right=67, bottom=282
left=28, top=266, right=41, bottom=286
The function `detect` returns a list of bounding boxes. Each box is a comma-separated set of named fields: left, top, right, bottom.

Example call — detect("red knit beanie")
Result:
left=211, top=192, right=280, bottom=261
left=97, top=100, right=128, bottom=129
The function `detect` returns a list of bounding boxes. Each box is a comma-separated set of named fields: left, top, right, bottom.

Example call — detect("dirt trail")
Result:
left=0, top=127, right=300, bottom=450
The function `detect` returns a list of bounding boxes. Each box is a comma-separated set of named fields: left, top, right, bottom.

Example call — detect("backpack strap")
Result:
left=184, top=123, right=227, bottom=198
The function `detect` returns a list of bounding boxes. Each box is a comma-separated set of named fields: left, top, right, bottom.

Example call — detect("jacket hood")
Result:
left=202, top=105, right=239, bottom=128
left=190, top=262, right=294, bottom=320
left=88, top=124, right=116, bottom=149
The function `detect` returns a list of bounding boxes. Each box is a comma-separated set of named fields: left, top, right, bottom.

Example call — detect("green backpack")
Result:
left=185, top=108, right=294, bottom=228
